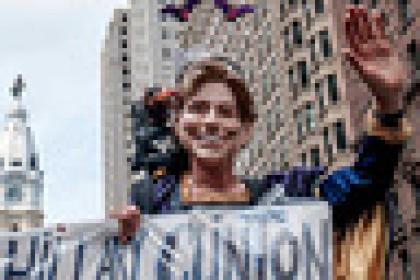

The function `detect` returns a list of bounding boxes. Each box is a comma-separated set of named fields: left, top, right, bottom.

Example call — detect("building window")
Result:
left=319, top=30, right=332, bottom=58
left=288, top=68, right=294, bottom=91
left=311, top=148, right=320, bottom=166
left=327, top=144, right=333, bottom=165
left=122, top=83, right=131, bottom=90
left=398, top=0, right=414, bottom=33
left=280, top=1, right=285, bottom=19
left=296, top=111, right=303, bottom=144
left=0, top=157, right=3, bottom=168
left=323, top=127, right=329, bottom=150
left=262, top=79, right=270, bottom=96
left=121, top=39, right=128, bottom=49
left=305, top=9, right=311, bottom=31
left=120, top=26, right=127, bottom=35
left=407, top=39, right=416, bottom=65
left=292, top=21, right=302, bottom=46
left=30, top=155, right=37, bottom=170
left=122, top=13, right=128, bottom=23
left=327, top=74, right=338, bottom=104
left=301, top=152, right=307, bottom=166
left=122, top=67, right=130, bottom=75
left=298, top=61, right=308, bottom=88
left=11, top=223, right=19, bottom=232
left=8, top=240, right=18, bottom=255
left=306, top=103, right=316, bottom=132
left=162, top=48, right=171, bottom=59
left=315, top=0, right=324, bottom=14
left=283, top=27, right=290, bottom=56
left=316, top=82, right=324, bottom=117
left=11, top=159, right=22, bottom=167
left=335, top=121, right=346, bottom=151
left=310, top=37, right=316, bottom=61
left=162, top=27, right=169, bottom=40
left=6, top=185, right=22, bottom=202
left=289, top=0, right=297, bottom=9
left=161, top=12, right=169, bottom=22
left=122, top=54, right=128, bottom=62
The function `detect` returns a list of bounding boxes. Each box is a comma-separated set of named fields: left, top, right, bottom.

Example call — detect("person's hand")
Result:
left=343, top=5, right=409, bottom=113
left=110, top=205, right=141, bottom=245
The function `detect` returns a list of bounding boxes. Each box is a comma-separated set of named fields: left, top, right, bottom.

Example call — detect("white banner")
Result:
left=0, top=200, right=331, bottom=279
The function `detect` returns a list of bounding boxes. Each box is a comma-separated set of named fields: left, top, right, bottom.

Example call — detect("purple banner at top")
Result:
left=161, top=0, right=255, bottom=22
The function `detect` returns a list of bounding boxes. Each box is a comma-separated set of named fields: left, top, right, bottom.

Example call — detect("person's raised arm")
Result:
left=320, top=5, right=412, bottom=230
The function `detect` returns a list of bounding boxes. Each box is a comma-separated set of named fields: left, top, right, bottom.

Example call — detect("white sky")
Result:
left=0, top=0, right=129, bottom=225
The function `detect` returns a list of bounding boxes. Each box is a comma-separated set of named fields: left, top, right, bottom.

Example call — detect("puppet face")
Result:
left=176, top=82, right=249, bottom=162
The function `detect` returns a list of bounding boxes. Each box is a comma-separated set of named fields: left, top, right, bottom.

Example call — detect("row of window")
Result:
left=121, top=49, right=130, bottom=91
left=300, top=121, right=346, bottom=167
left=162, top=47, right=171, bottom=59
left=5, top=185, right=22, bottom=202
left=162, top=27, right=173, bottom=40
left=279, top=0, right=324, bottom=18
left=120, top=14, right=128, bottom=50
left=120, top=39, right=128, bottom=49
left=301, top=147, right=321, bottom=167
left=122, top=66, right=130, bottom=75
left=313, top=30, right=332, bottom=59
left=120, top=13, right=130, bottom=92
left=122, top=82, right=131, bottom=90
left=289, top=63, right=339, bottom=103
left=120, top=26, right=127, bottom=36
left=284, top=25, right=332, bottom=60
left=314, top=74, right=339, bottom=106
left=0, top=156, right=38, bottom=169
left=295, top=101, right=346, bottom=143
left=295, top=102, right=316, bottom=144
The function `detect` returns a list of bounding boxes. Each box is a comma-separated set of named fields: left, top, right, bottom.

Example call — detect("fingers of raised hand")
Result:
left=345, top=6, right=358, bottom=49
left=345, top=5, right=378, bottom=54
left=371, top=10, right=385, bottom=40
left=357, top=7, right=371, bottom=43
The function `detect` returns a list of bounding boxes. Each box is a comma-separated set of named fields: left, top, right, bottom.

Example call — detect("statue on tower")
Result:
left=10, top=74, right=25, bottom=99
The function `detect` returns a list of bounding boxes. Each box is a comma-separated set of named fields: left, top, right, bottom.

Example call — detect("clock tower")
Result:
left=0, top=75, right=44, bottom=231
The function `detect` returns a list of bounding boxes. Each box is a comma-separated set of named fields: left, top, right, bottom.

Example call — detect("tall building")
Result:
left=269, top=0, right=357, bottom=172
left=0, top=75, right=44, bottom=231
left=102, top=1, right=181, bottom=215
left=269, top=0, right=418, bottom=172
left=102, top=8, right=132, bottom=217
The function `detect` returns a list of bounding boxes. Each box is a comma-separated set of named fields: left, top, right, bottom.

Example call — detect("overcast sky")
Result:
left=0, top=0, right=128, bottom=225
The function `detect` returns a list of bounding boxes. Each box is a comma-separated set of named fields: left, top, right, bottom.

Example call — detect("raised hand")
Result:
left=343, top=5, right=409, bottom=113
